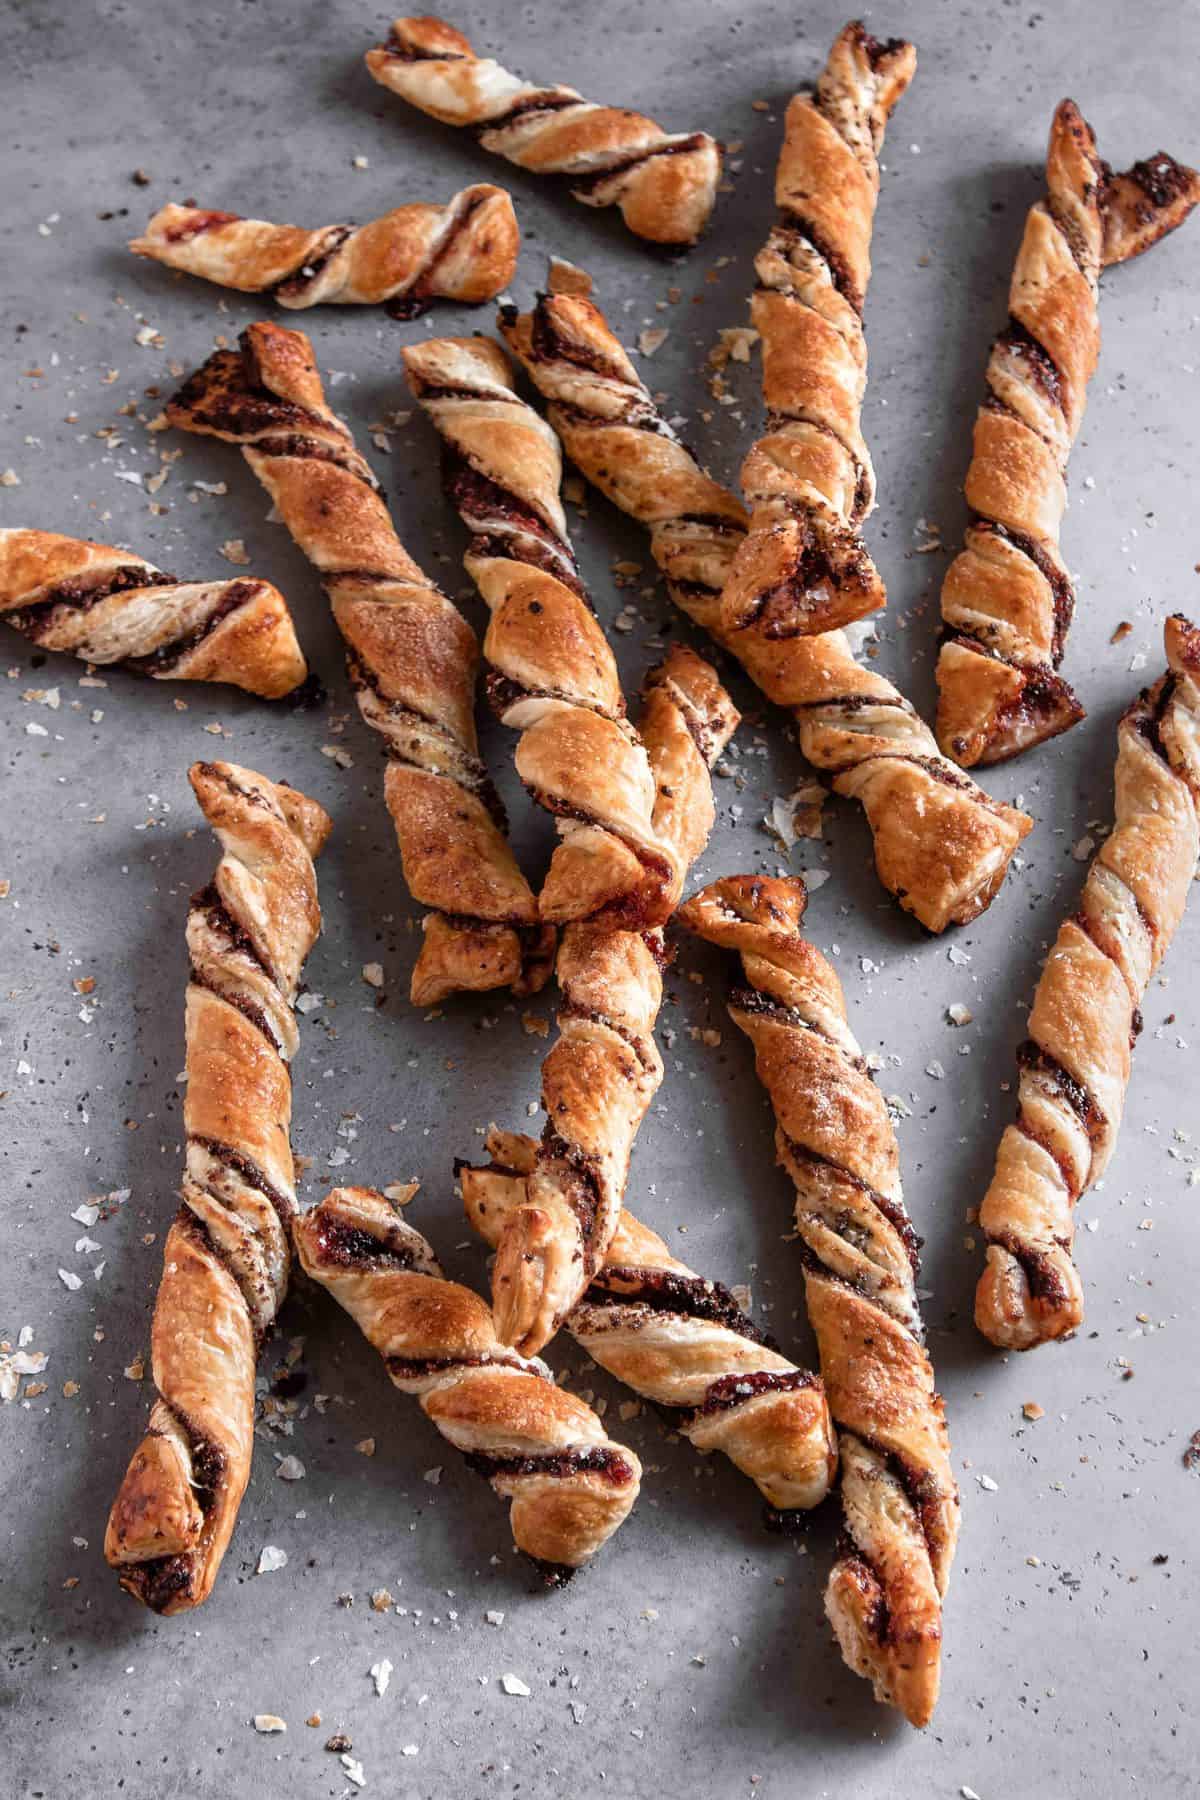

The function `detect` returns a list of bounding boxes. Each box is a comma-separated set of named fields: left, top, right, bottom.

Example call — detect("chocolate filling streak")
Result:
left=187, top=968, right=283, bottom=1056
left=989, top=1228, right=1074, bottom=1306
left=540, top=1128, right=602, bottom=1253
left=124, top=581, right=260, bottom=678
left=477, top=92, right=581, bottom=137
left=384, top=1350, right=528, bottom=1380
left=991, top=317, right=1066, bottom=412
left=188, top=1136, right=295, bottom=1229
left=567, top=134, right=711, bottom=195
left=521, top=786, right=674, bottom=921
left=4, top=563, right=176, bottom=636
left=773, top=209, right=862, bottom=314
left=557, top=999, right=657, bottom=1072
left=586, top=1266, right=773, bottom=1346
left=443, top=454, right=575, bottom=571
left=693, top=1367, right=818, bottom=1416
left=271, top=225, right=354, bottom=302
left=781, top=1136, right=923, bottom=1275
left=728, top=985, right=870, bottom=1074
left=163, top=207, right=240, bottom=243
left=756, top=411, right=873, bottom=525
left=388, top=190, right=493, bottom=320
left=523, top=302, right=627, bottom=383
left=307, top=1216, right=420, bottom=1272
left=1016, top=1039, right=1107, bottom=1144
left=345, top=657, right=509, bottom=829
left=465, top=1445, right=636, bottom=1485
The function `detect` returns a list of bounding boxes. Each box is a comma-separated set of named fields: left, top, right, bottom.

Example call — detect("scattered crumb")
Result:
left=1022, top=1401, right=1045, bottom=1421
left=253, top=1715, right=286, bottom=1734
left=547, top=257, right=593, bottom=297
left=637, top=327, right=669, bottom=356
left=219, top=538, right=250, bottom=566
left=501, top=1672, right=531, bottom=1697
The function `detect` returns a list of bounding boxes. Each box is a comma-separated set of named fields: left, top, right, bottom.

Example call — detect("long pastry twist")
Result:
left=293, top=1185, right=641, bottom=1578
left=131, top=185, right=519, bottom=317
left=503, top=290, right=1033, bottom=933
left=937, top=102, right=1200, bottom=767
left=976, top=615, right=1200, bottom=1349
left=461, top=1127, right=837, bottom=1513
left=167, top=321, right=552, bottom=1006
left=366, top=15, right=721, bottom=245
left=0, top=528, right=306, bottom=697
left=679, top=875, right=958, bottom=1728
left=105, top=761, right=330, bottom=1613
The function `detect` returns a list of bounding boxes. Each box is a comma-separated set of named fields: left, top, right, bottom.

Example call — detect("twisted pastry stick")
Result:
left=502, top=290, right=1032, bottom=932
left=105, top=761, right=330, bottom=1613
left=937, top=103, right=1200, bottom=768
left=976, top=616, right=1200, bottom=1348
left=293, top=1185, right=641, bottom=1578
left=365, top=15, right=721, bottom=245
left=679, top=875, right=958, bottom=1728
left=404, top=333, right=677, bottom=928
left=461, top=1128, right=837, bottom=1513
left=167, top=321, right=551, bottom=1007
left=131, top=185, right=519, bottom=317
left=0, top=528, right=306, bottom=697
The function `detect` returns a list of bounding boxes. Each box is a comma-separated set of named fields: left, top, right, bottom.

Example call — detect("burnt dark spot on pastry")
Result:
left=4, top=563, right=176, bottom=637
left=527, top=1556, right=576, bottom=1589
left=189, top=1136, right=296, bottom=1228
left=465, top=1444, right=636, bottom=1485
left=124, top=580, right=262, bottom=678
left=1016, top=1040, right=1106, bottom=1144
left=693, top=1367, right=819, bottom=1416
left=271, top=225, right=354, bottom=303
left=585, top=1265, right=774, bottom=1346
left=763, top=1502, right=817, bottom=1535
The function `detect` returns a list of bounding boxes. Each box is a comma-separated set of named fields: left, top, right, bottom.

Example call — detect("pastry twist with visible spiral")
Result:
left=679, top=875, right=958, bottom=1728
left=937, top=102, right=1200, bottom=768
left=502, top=289, right=1032, bottom=933
left=104, top=761, right=330, bottom=1614
left=366, top=15, right=721, bottom=245
left=168, top=321, right=552, bottom=1007
left=293, top=1185, right=641, bottom=1578
left=131, top=184, right=519, bottom=317
left=976, top=615, right=1200, bottom=1348
left=0, top=528, right=306, bottom=697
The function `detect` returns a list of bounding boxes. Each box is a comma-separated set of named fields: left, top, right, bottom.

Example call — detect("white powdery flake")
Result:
left=253, top=1715, right=286, bottom=1733
left=501, top=1672, right=531, bottom=1696
left=58, top=1269, right=83, bottom=1291
left=947, top=1003, right=973, bottom=1026
left=257, top=1544, right=288, bottom=1574
left=295, top=991, right=323, bottom=1015
left=370, top=1657, right=393, bottom=1697
left=485, top=1609, right=505, bottom=1626
left=947, top=944, right=971, bottom=966
left=275, top=1455, right=305, bottom=1481
left=925, top=1060, right=946, bottom=1080
left=977, top=1474, right=999, bottom=1493
left=71, top=1203, right=100, bottom=1226
left=342, top=1753, right=367, bottom=1786
left=804, top=868, right=831, bottom=892
left=401, top=1744, right=419, bottom=1757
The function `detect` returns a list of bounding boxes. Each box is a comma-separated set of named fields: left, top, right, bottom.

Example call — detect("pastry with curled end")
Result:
left=131, top=184, right=519, bottom=317
left=167, top=321, right=552, bottom=1007
left=937, top=103, right=1200, bottom=768
left=293, top=1185, right=641, bottom=1578
left=365, top=15, right=721, bottom=245
left=105, top=761, right=330, bottom=1614
left=679, top=874, right=958, bottom=1728
left=0, top=527, right=306, bottom=697
left=976, top=615, right=1200, bottom=1349
left=461, top=1128, right=837, bottom=1513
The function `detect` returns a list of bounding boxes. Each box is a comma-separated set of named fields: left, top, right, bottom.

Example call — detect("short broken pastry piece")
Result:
left=937, top=102, right=1200, bottom=768
left=105, top=761, right=330, bottom=1614
left=0, top=528, right=306, bottom=697
left=168, top=321, right=551, bottom=1007
left=976, top=615, right=1200, bottom=1348
left=366, top=15, right=721, bottom=245
left=462, top=1128, right=837, bottom=1512
left=680, top=875, right=958, bottom=1728
left=131, top=184, right=519, bottom=317
left=293, top=1185, right=641, bottom=1577
left=503, top=289, right=1032, bottom=932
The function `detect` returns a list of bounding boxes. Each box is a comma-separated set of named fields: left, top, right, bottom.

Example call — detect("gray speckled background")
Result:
left=2, top=2, right=1199, bottom=1795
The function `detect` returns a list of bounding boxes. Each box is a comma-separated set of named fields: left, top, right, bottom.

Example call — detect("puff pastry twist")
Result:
left=366, top=16, right=721, bottom=245
left=462, top=1127, right=837, bottom=1513
left=168, top=321, right=552, bottom=1006
left=132, top=185, right=519, bottom=317
left=105, top=761, right=330, bottom=1613
left=503, top=289, right=1032, bottom=933
left=680, top=875, right=958, bottom=1728
left=293, top=1185, right=641, bottom=1578
left=0, top=527, right=306, bottom=697
left=937, top=102, right=1200, bottom=767
left=976, top=615, right=1200, bottom=1348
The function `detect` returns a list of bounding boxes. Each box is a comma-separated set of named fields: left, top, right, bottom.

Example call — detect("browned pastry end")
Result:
left=502, top=288, right=1033, bottom=933
left=167, top=321, right=552, bottom=1006
left=679, top=875, right=958, bottom=1728
left=105, top=762, right=330, bottom=1613
left=293, top=1186, right=641, bottom=1573
left=131, top=185, right=519, bottom=317
left=365, top=16, right=721, bottom=245
left=0, top=528, right=306, bottom=697
left=976, top=615, right=1200, bottom=1348
left=937, top=102, right=1200, bottom=768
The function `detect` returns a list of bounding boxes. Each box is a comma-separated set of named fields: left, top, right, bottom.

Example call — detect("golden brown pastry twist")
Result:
left=131, top=184, right=519, bottom=317
left=0, top=527, right=306, bottom=697
left=293, top=1185, right=641, bottom=1579
left=976, top=615, right=1200, bottom=1349
left=937, top=103, right=1200, bottom=768
left=502, top=290, right=1033, bottom=933
left=366, top=15, right=721, bottom=245
left=105, top=761, right=330, bottom=1614
left=679, top=875, right=958, bottom=1728
left=167, top=321, right=552, bottom=1007
left=461, top=1128, right=837, bottom=1513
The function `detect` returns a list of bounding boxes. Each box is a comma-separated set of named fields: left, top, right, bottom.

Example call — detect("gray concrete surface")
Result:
left=2, top=2, right=1199, bottom=1794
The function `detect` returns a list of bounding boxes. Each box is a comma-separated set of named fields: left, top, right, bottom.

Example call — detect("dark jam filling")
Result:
left=989, top=1229, right=1073, bottom=1305
left=191, top=881, right=276, bottom=982
left=125, top=580, right=258, bottom=676
left=386, top=1351, right=524, bottom=1380
left=188, top=1136, right=296, bottom=1227
left=465, top=1445, right=635, bottom=1485
left=309, top=1215, right=418, bottom=1271
left=695, top=1368, right=818, bottom=1416
left=587, top=1266, right=772, bottom=1347
left=968, top=518, right=1075, bottom=662
left=386, top=189, right=490, bottom=320
left=272, top=226, right=354, bottom=302
left=774, top=209, right=862, bottom=313
left=444, top=453, right=569, bottom=562
left=6, top=563, right=176, bottom=637
left=1016, top=1040, right=1105, bottom=1140
left=568, top=134, right=710, bottom=195
left=992, top=317, right=1064, bottom=410
left=525, top=299, right=627, bottom=382
left=165, top=208, right=240, bottom=243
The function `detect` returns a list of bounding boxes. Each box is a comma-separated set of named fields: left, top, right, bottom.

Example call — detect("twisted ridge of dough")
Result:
left=131, top=184, right=519, bottom=317
left=366, top=15, right=721, bottom=245
left=679, top=874, right=958, bottom=1728
left=937, top=102, right=1200, bottom=768
left=104, top=761, right=330, bottom=1614
left=167, top=321, right=552, bottom=1007
left=0, top=527, right=306, bottom=697
left=461, top=1128, right=837, bottom=1512
left=716, top=23, right=915, bottom=641
left=976, top=615, right=1200, bottom=1349
left=503, top=288, right=1033, bottom=933
left=293, top=1185, right=641, bottom=1576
